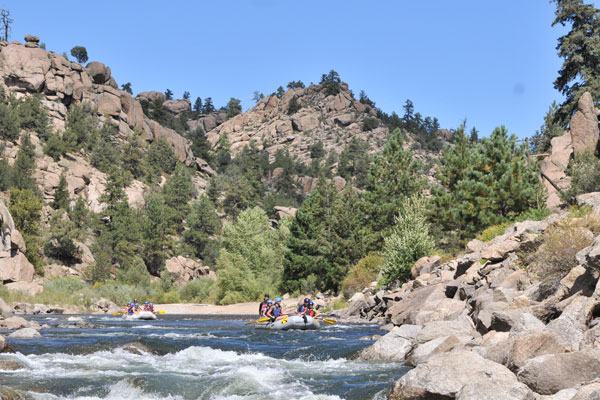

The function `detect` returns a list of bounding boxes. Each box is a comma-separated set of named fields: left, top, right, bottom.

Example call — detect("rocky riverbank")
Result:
left=335, top=193, right=600, bottom=399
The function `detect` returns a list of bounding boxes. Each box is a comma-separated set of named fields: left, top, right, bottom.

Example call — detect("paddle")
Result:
left=156, top=311, right=166, bottom=314
left=321, top=317, right=336, bottom=325
left=245, top=317, right=271, bottom=326
left=112, top=311, right=123, bottom=316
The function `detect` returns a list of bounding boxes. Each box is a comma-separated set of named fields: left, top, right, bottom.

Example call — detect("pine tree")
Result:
left=183, top=196, right=221, bottom=262
left=51, top=173, right=70, bottom=210
left=552, top=0, right=600, bottom=124
left=161, top=164, right=195, bottom=228
left=12, top=134, right=37, bottom=191
left=193, top=97, right=202, bottom=116
left=203, top=97, right=215, bottom=114
left=164, top=89, right=173, bottom=100
left=338, top=137, right=370, bottom=188
left=142, top=195, right=174, bottom=275
left=226, top=98, right=242, bottom=119
left=361, top=128, right=426, bottom=250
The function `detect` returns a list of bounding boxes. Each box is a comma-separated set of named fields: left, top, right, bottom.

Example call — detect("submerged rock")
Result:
left=8, top=328, right=41, bottom=339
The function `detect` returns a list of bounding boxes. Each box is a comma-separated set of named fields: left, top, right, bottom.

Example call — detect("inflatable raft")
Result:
left=123, top=311, right=157, bottom=321
left=255, top=315, right=320, bottom=330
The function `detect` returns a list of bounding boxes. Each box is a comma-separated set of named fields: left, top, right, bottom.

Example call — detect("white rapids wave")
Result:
left=0, top=346, right=397, bottom=400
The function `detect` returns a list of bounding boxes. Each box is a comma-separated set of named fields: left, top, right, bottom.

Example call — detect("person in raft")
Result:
left=265, top=297, right=288, bottom=322
left=261, top=299, right=273, bottom=317
left=126, top=302, right=134, bottom=315
left=306, top=301, right=320, bottom=318
left=258, top=294, right=270, bottom=316
left=297, top=298, right=310, bottom=315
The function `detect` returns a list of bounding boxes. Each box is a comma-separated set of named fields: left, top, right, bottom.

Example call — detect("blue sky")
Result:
left=5, top=1, right=595, bottom=138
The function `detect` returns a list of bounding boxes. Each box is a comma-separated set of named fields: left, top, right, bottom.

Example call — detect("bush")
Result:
left=564, top=152, right=600, bottom=201
left=44, top=134, right=67, bottom=161
left=147, top=138, right=178, bottom=174
left=477, top=223, right=510, bottom=242
left=381, top=196, right=434, bottom=286
left=341, top=253, right=383, bottom=299
left=179, top=278, right=216, bottom=303
left=528, top=221, right=594, bottom=280
left=288, top=95, right=301, bottom=115
left=362, top=117, right=379, bottom=132
left=515, top=207, right=551, bottom=222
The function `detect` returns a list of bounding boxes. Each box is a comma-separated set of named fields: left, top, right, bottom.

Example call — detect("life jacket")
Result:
left=273, top=305, right=281, bottom=318
left=298, top=305, right=307, bottom=314
left=306, top=309, right=315, bottom=317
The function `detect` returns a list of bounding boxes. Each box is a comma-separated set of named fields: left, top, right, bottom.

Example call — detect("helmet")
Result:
left=150, top=303, right=153, bottom=305
left=309, top=301, right=314, bottom=306
left=145, top=301, right=148, bottom=304
left=264, top=293, right=270, bottom=298
left=135, top=303, right=138, bottom=306
left=275, top=297, right=282, bottom=303
left=304, top=298, right=310, bottom=303
left=267, top=299, right=273, bottom=304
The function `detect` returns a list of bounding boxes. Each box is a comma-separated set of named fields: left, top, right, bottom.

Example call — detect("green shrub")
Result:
left=179, top=278, right=216, bottom=303
left=477, top=223, right=510, bottom=242
left=563, top=152, right=600, bottom=200
left=341, top=253, right=383, bottom=298
left=362, top=117, right=379, bottom=132
left=288, top=95, right=301, bottom=115
left=515, top=207, right=551, bottom=222
left=147, top=138, right=178, bottom=174
left=381, top=196, right=435, bottom=286
left=44, top=133, right=67, bottom=161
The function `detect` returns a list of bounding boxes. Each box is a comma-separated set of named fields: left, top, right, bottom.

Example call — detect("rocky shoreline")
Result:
left=333, top=195, right=600, bottom=399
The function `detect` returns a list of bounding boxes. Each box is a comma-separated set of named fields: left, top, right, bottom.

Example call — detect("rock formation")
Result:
left=341, top=200, right=600, bottom=397
left=165, top=256, right=214, bottom=287
left=570, top=92, right=600, bottom=156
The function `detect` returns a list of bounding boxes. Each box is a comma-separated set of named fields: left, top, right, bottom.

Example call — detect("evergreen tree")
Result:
left=165, top=89, right=173, bottom=100
left=0, top=98, right=20, bottom=141
left=121, top=82, right=133, bottom=94
left=142, top=195, right=174, bottom=275
left=9, top=188, right=43, bottom=272
left=147, top=137, right=178, bottom=174
left=51, top=173, right=70, bottom=210
left=226, top=98, right=242, bottom=119
left=193, top=97, right=202, bottom=116
left=215, top=134, right=232, bottom=172
left=70, top=46, right=88, bottom=64
left=44, top=210, right=79, bottom=264
left=320, top=70, right=341, bottom=96
left=203, top=97, right=215, bottom=114
left=288, top=95, right=301, bottom=115
left=161, top=164, right=195, bottom=228
left=287, top=80, right=305, bottom=89
left=189, top=127, right=213, bottom=164
left=309, top=140, right=325, bottom=159
left=469, top=127, right=479, bottom=143
left=361, top=128, right=426, bottom=250
left=531, top=102, right=565, bottom=153
left=18, top=95, right=51, bottom=140
left=552, top=0, right=600, bottom=124
left=252, top=91, right=265, bottom=103
left=338, top=137, right=370, bottom=188
left=12, top=134, right=37, bottom=191
left=121, top=132, right=145, bottom=179
left=183, top=196, right=222, bottom=264
left=183, top=91, right=190, bottom=100
left=276, top=86, right=285, bottom=98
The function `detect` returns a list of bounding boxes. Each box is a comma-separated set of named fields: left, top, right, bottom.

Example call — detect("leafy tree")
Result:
left=361, top=128, right=426, bottom=250
left=9, top=188, right=43, bottom=273
left=551, top=0, right=600, bottom=124
left=51, top=173, right=70, bottom=210
left=164, top=89, right=173, bottom=101
left=320, top=70, right=342, bottom=96
left=203, top=97, right=215, bottom=114
left=381, top=196, right=434, bottom=285
left=147, top=137, right=178, bottom=174
left=121, top=82, right=133, bottom=94
left=183, top=196, right=221, bottom=264
left=226, top=98, right=242, bottom=119
left=215, top=207, right=288, bottom=304
left=70, top=46, right=88, bottom=64
left=288, top=95, right=301, bottom=115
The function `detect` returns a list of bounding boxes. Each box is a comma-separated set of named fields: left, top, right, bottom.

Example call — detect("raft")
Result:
left=255, top=315, right=320, bottom=330
left=123, top=311, right=157, bottom=321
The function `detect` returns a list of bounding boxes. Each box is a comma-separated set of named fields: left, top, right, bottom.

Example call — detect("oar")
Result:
left=245, top=317, right=271, bottom=326
left=112, top=311, right=124, bottom=316
left=156, top=311, right=166, bottom=314
left=321, top=317, right=336, bottom=325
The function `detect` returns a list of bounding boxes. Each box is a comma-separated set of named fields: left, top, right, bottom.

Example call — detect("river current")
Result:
left=0, top=314, right=407, bottom=399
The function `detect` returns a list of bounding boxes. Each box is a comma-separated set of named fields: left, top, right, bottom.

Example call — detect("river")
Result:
left=0, top=314, right=407, bottom=399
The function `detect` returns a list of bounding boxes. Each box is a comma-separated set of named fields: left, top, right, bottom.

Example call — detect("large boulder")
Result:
left=0, top=43, right=51, bottom=92
left=85, top=61, right=110, bottom=85
left=407, top=335, right=469, bottom=366
left=544, top=295, right=594, bottom=351
left=8, top=327, right=41, bottom=339
left=517, top=350, right=600, bottom=395
left=455, top=379, right=535, bottom=400
left=163, top=99, right=191, bottom=115
left=416, top=315, right=477, bottom=344
left=507, top=331, right=566, bottom=371
left=570, top=92, right=600, bottom=156
left=359, top=324, right=421, bottom=361
left=541, top=131, right=573, bottom=209
left=392, top=350, right=529, bottom=399
left=387, top=284, right=448, bottom=325
left=136, top=91, right=165, bottom=104
left=0, top=253, right=34, bottom=283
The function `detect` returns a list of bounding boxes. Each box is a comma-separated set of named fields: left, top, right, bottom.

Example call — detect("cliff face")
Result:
left=204, top=83, right=390, bottom=163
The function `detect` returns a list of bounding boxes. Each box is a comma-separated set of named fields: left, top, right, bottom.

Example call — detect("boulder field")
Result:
left=338, top=194, right=600, bottom=399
